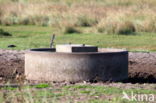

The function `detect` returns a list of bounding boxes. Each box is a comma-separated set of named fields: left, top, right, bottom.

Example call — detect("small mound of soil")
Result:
left=128, top=52, right=156, bottom=83
left=0, top=50, right=24, bottom=78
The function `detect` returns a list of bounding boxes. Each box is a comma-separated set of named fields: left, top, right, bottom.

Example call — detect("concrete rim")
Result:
left=28, top=48, right=128, bottom=55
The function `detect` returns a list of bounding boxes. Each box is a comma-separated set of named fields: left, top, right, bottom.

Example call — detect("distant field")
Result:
left=1, top=0, right=156, bottom=34
left=0, top=25, right=156, bottom=51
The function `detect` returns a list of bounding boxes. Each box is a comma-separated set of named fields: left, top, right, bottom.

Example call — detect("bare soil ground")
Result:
left=0, top=49, right=156, bottom=83
left=129, top=52, right=156, bottom=83
left=0, top=50, right=24, bottom=78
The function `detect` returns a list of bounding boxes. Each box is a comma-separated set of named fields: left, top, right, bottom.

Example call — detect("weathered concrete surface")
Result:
left=56, top=44, right=98, bottom=53
left=25, top=48, right=128, bottom=82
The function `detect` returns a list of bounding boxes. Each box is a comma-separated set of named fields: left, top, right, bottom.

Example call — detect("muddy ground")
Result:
left=0, top=49, right=156, bottom=83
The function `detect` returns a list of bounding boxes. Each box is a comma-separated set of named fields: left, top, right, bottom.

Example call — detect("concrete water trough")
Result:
left=25, top=44, right=128, bottom=82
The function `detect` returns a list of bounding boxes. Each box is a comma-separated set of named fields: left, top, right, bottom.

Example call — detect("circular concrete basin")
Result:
left=25, top=48, right=128, bottom=82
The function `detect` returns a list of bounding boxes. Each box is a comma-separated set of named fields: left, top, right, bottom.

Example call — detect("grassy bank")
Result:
left=0, top=25, right=156, bottom=51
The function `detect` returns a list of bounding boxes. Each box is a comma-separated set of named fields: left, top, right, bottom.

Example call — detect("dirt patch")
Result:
left=128, top=52, right=156, bottom=83
left=0, top=50, right=24, bottom=78
left=0, top=50, right=156, bottom=83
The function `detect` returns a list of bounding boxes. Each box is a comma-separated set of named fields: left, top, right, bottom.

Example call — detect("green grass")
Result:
left=34, top=83, right=50, bottom=89
left=0, top=25, right=156, bottom=51
left=0, top=84, right=155, bottom=103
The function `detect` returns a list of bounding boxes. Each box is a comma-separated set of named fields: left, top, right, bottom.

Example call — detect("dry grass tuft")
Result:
left=76, top=15, right=98, bottom=27
left=116, top=21, right=136, bottom=35
left=0, top=29, right=12, bottom=36
left=64, top=26, right=81, bottom=34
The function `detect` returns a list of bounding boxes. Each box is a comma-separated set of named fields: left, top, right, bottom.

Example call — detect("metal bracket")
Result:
left=50, top=34, right=55, bottom=48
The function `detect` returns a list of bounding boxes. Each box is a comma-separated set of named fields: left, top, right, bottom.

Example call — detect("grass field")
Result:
left=0, top=25, right=156, bottom=51
left=1, top=0, right=156, bottom=34
left=1, top=0, right=156, bottom=51
left=0, top=83, right=155, bottom=103
left=1, top=25, right=156, bottom=103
